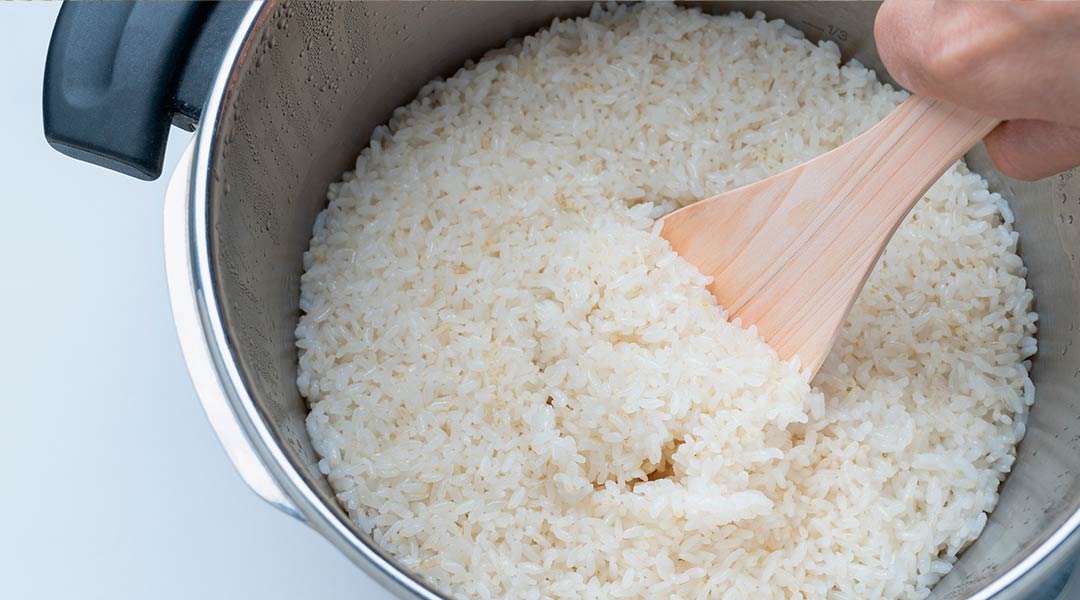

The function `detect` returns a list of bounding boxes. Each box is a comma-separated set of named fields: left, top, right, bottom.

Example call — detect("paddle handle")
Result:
left=860, top=95, right=1000, bottom=217
left=772, top=95, right=1000, bottom=373
left=659, top=95, right=999, bottom=375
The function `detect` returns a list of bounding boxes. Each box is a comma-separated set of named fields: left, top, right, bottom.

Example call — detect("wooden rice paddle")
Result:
left=659, top=96, right=999, bottom=376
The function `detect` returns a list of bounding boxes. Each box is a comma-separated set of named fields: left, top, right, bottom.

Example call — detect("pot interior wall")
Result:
left=206, top=2, right=1080, bottom=597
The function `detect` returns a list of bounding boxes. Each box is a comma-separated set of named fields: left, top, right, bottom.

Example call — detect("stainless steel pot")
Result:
left=43, top=2, right=1080, bottom=598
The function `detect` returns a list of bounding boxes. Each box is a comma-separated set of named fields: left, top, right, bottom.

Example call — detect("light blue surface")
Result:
left=0, top=4, right=1077, bottom=600
left=0, top=4, right=392, bottom=600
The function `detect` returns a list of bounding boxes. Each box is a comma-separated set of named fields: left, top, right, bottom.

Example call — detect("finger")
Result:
left=874, top=0, right=936, bottom=94
left=875, top=0, right=1080, bottom=127
left=983, top=120, right=1080, bottom=182
left=875, top=0, right=1015, bottom=114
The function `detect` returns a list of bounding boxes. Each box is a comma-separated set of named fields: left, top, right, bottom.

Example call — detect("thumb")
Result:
left=983, top=120, right=1080, bottom=182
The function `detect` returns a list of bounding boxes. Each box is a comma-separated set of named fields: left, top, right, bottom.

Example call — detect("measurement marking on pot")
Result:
left=800, top=20, right=848, bottom=41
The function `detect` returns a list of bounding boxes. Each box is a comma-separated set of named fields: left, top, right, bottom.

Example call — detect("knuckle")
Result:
left=875, top=1, right=938, bottom=94
left=876, top=0, right=983, bottom=97
left=921, top=39, right=976, bottom=88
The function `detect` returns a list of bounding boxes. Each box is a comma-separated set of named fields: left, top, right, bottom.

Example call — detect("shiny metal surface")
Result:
left=164, top=138, right=299, bottom=519
left=166, top=1, right=1080, bottom=598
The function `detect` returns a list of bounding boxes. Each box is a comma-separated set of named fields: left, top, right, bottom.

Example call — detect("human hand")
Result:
left=875, top=0, right=1080, bottom=181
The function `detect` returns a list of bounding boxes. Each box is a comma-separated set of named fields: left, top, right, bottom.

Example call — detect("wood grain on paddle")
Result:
left=660, top=95, right=999, bottom=375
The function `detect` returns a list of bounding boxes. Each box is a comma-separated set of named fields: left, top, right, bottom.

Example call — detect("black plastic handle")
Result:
left=43, top=2, right=250, bottom=181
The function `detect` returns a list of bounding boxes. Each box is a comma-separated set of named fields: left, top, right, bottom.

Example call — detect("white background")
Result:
left=0, top=3, right=1078, bottom=600
left=0, top=4, right=392, bottom=599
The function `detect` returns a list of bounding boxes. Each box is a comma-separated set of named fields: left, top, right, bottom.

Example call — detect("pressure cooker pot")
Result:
left=41, top=2, right=1080, bottom=599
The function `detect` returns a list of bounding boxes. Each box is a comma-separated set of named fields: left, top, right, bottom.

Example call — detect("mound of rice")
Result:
left=296, top=4, right=1038, bottom=599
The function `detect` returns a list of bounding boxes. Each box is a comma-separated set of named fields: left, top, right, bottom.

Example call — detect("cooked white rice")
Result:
left=295, top=4, right=1038, bottom=599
